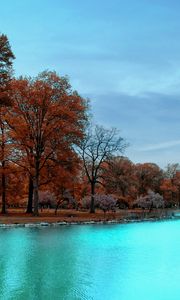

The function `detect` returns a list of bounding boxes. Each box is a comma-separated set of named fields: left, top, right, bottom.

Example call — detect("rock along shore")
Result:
left=0, top=216, right=177, bottom=228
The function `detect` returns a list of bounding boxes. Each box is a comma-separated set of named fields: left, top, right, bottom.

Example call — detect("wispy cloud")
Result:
left=137, top=140, right=180, bottom=151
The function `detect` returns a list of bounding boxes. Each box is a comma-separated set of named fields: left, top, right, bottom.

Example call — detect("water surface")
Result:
left=0, top=220, right=180, bottom=300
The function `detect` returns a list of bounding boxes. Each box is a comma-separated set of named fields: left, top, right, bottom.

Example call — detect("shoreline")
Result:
left=0, top=208, right=178, bottom=228
left=0, top=216, right=178, bottom=228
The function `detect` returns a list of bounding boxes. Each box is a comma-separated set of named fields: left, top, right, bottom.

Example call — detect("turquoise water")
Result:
left=0, top=221, right=180, bottom=300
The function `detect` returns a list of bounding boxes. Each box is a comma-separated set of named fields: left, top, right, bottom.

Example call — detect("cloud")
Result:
left=136, top=140, right=180, bottom=151
left=2, top=0, right=180, bottom=168
left=85, top=90, right=180, bottom=167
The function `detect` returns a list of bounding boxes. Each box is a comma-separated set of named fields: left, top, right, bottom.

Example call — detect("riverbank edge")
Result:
left=0, top=215, right=178, bottom=228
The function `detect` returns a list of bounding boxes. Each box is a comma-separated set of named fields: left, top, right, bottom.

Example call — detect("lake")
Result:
left=0, top=220, right=180, bottom=300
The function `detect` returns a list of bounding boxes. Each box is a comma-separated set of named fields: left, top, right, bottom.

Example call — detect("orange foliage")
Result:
left=6, top=71, right=87, bottom=214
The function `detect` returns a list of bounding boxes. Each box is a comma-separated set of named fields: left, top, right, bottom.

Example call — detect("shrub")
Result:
left=39, top=191, right=56, bottom=209
left=133, top=190, right=164, bottom=210
left=96, top=194, right=117, bottom=214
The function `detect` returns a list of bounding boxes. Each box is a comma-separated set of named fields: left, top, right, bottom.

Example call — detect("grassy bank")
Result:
left=0, top=208, right=176, bottom=225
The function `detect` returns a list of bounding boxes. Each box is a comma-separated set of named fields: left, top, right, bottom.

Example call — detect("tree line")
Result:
left=0, top=34, right=179, bottom=216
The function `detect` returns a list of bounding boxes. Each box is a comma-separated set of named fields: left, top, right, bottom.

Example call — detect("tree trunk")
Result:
left=1, top=122, right=6, bottom=214
left=149, top=201, right=153, bottom=213
left=26, top=176, right=33, bottom=213
left=178, top=187, right=180, bottom=208
left=55, top=200, right=61, bottom=215
left=90, top=182, right=95, bottom=213
left=1, top=160, right=6, bottom=214
left=33, top=175, right=39, bottom=216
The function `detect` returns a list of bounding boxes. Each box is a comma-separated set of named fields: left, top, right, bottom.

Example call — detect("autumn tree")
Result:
left=135, top=163, right=163, bottom=196
left=102, top=156, right=136, bottom=200
left=0, top=34, right=15, bottom=213
left=8, top=71, right=87, bottom=215
left=5, top=163, right=27, bottom=208
left=160, top=164, right=180, bottom=207
left=26, top=133, right=80, bottom=213
left=172, top=171, right=180, bottom=207
left=160, top=178, right=177, bottom=206
left=78, top=125, right=126, bottom=213
left=42, top=153, right=80, bottom=214
left=164, top=163, right=180, bottom=179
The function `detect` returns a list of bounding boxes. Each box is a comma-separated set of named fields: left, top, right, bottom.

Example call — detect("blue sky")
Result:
left=1, top=0, right=180, bottom=167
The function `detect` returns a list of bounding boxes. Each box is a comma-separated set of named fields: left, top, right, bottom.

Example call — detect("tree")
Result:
left=8, top=71, right=87, bottom=215
left=102, top=156, right=136, bottom=199
left=0, top=34, right=15, bottom=213
left=135, top=163, right=163, bottom=196
left=5, top=163, right=27, bottom=208
left=172, top=171, right=180, bottom=208
left=159, top=164, right=180, bottom=207
left=54, top=189, right=76, bottom=214
left=134, top=190, right=164, bottom=211
left=39, top=190, right=56, bottom=211
left=43, top=159, right=80, bottom=214
left=160, top=178, right=177, bottom=206
left=164, top=163, right=180, bottom=179
left=96, top=194, right=117, bottom=217
left=0, top=33, right=15, bottom=105
left=78, top=125, right=127, bottom=213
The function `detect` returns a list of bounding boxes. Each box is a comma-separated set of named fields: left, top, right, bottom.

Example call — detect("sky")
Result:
left=1, top=0, right=180, bottom=168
